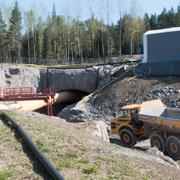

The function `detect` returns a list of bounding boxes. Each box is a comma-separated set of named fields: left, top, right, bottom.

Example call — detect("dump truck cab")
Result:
left=111, top=104, right=144, bottom=147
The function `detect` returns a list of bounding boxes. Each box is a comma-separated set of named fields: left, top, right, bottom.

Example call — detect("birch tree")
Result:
left=129, top=0, right=140, bottom=54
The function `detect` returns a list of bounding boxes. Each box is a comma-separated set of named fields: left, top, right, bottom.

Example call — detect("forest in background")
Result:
left=0, top=1, right=180, bottom=64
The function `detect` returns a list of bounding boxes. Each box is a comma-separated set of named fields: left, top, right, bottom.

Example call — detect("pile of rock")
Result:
left=145, top=86, right=180, bottom=108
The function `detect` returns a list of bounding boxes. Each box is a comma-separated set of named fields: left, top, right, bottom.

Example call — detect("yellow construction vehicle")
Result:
left=111, top=99, right=180, bottom=159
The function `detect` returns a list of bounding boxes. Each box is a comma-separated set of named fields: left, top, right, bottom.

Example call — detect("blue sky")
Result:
left=0, top=0, right=180, bottom=23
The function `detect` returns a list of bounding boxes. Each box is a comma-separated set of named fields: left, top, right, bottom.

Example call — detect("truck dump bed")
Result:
left=161, top=108, right=180, bottom=120
left=138, top=99, right=180, bottom=133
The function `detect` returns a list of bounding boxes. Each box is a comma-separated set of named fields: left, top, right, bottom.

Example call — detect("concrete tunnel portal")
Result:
left=0, top=66, right=98, bottom=115
left=35, top=89, right=89, bottom=115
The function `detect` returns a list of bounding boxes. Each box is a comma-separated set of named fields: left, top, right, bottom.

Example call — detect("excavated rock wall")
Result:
left=0, top=67, right=98, bottom=93
left=0, top=67, right=42, bottom=91
left=46, top=68, right=98, bottom=93
left=0, top=65, right=125, bottom=93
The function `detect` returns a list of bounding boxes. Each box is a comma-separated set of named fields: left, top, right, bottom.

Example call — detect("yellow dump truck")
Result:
left=111, top=99, right=180, bottom=159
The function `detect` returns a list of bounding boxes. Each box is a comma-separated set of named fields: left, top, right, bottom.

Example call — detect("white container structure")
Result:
left=143, top=27, right=180, bottom=63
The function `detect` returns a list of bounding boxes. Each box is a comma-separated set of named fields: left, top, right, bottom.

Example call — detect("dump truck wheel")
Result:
left=166, top=135, right=180, bottom=160
left=120, top=128, right=137, bottom=147
left=150, top=133, right=165, bottom=153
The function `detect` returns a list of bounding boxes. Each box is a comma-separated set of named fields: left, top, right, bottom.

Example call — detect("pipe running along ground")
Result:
left=0, top=111, right=64, bottom=180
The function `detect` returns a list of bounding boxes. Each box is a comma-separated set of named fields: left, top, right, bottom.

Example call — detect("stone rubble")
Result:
left=145, top=86, right=180, bottom=108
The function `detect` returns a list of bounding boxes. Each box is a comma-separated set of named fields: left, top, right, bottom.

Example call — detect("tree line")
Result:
left=0, top=2, right=180, bottom=64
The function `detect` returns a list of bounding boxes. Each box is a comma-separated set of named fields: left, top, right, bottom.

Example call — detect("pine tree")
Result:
left=8, top=1, right=22, bottom=63
left=166, top=8, right=176, bottom=27
left=143, top=13, right=150, bottom=32
left=176, top=6, right=180, bottom=26
left=36, top=17, right=45, bottom=61
left=51, top=4, right=58, bottom=63
left=150, top=14, right=157, bottom=30
left=42, top=15, right=53, bottom=62
left=0, top=11, right=7, bottom=62
left=25, top=9, right=36, bottom=63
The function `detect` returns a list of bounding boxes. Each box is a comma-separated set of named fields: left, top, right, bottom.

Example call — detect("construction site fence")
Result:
left=134, top=61, right=180, bottom=76
left=0, top=55, right=143, bottom=66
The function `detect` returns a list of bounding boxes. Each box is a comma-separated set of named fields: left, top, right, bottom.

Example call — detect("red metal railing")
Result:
left=0, top=87, right=55, bottom=116
left=2, top=87, right=35, bottom=97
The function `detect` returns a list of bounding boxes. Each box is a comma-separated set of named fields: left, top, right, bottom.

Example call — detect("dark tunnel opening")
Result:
left=35, top=90, right=89, bottom=116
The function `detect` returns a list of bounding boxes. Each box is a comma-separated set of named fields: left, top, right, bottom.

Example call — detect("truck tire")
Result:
left=120, top=128, right=137, bottom=147
left=166, top=135, right=180, bottom=160
left=150, top=133, right=165, bottom=153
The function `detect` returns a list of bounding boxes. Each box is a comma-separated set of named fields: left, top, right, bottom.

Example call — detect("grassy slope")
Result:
left=1, top=111, right=179, bottom=180
left=0, top=119, right=40, bottom=179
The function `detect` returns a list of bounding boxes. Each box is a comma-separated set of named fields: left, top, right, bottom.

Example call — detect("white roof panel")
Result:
left=144, top=27, right=180, bottom=36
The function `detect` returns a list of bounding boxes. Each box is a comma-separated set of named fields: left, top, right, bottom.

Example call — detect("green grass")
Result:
left=0, top=168, right=12, bottom=180
left=65, top=150, right=78, bottom=158
left=57, top=149, right=78, bottom=171
left=49, top=130, right=66, bottom=139
left=83, top=164, right=98, bottom=174
left=57, top=158, right=75, bottom=171
left=4, top=111, right=17, bottom=118
left=36, top=139, right=51, bottom=153
left=143, top=176, right=150, bottom=180
left=107, top=163, right=139, bottom=179
left=78, top=157, right=90, bottom=164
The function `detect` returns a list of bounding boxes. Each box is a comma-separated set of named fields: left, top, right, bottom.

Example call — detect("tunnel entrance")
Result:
left=35, top=90, right=89, bottom=116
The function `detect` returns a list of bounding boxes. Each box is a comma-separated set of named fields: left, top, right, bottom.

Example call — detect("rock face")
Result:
left=92, top=65, right=127, bottom=88
left=46, top=68, right=98, bottom=93
left=0, top=65, right=126, bottom=93
left=0, top=67, right=99, bottom=93
left=0, top=67, right=41, bottom=91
